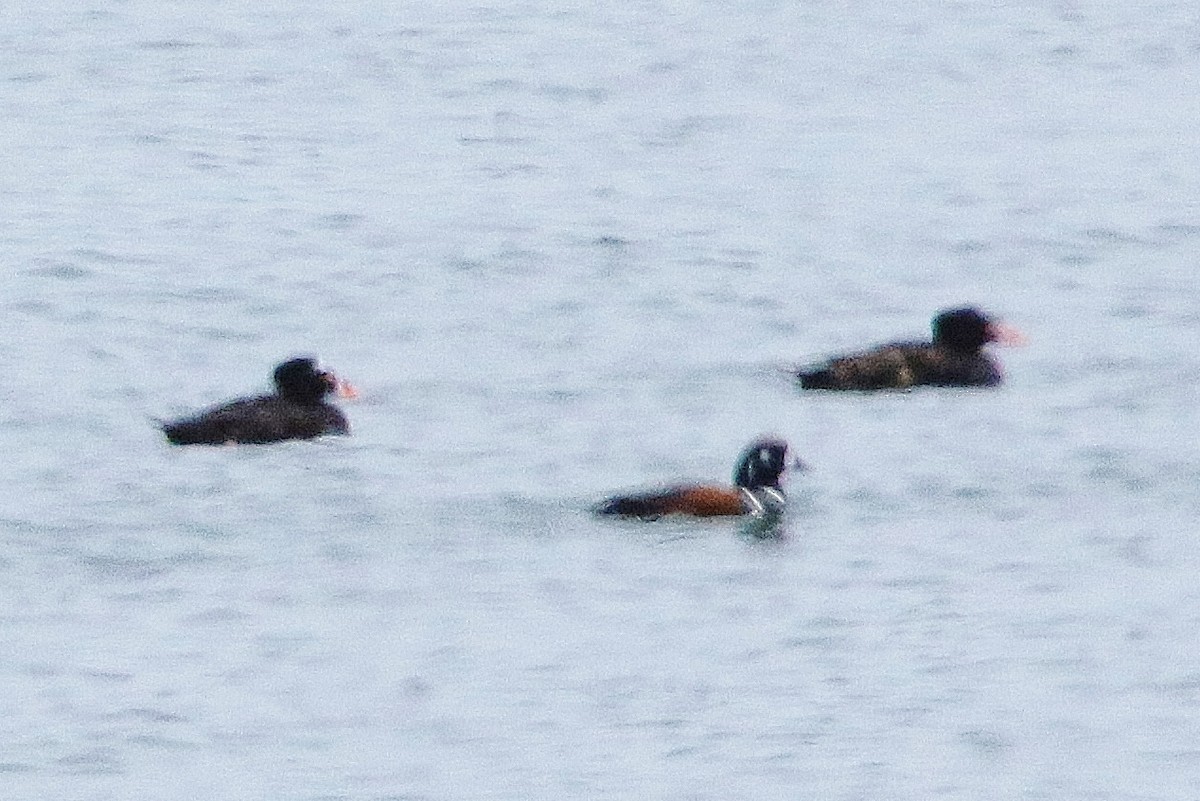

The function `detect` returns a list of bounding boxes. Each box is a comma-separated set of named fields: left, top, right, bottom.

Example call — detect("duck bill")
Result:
left=322, top=370, right=360, bottom=400
left=987, top=322, right=1027, bottom=347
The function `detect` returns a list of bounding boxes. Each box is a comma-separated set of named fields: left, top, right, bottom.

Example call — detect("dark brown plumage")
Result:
left=796, top=307, right=1024, bottom=390
left=594, top=438, right=797, bottom=520
left=161, top=357, right=351, bottom=446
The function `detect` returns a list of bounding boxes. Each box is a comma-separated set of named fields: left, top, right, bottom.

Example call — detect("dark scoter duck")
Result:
left=796, top=307, right=1025, bottom=391
left=594, top=438, right=799, bottom=520
left=161, top=357, right=353, bottom=445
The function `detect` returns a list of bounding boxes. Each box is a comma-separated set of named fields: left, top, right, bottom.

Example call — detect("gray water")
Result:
left=3, top=2, right=1200, bottom=799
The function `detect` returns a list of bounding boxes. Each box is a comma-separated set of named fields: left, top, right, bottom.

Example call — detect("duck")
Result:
left=593, top=438, right=798, bottom=519
left=161, top=357, right=354, bottom=445
left=796, top=306, right=1024, bottom=390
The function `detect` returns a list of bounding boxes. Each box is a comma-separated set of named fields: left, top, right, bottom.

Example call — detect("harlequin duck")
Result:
left=796, top=306, right=1024, bottom=390
left=594, top=438, right=799, bottom=519
left=161, top=357, right=355, bottom=445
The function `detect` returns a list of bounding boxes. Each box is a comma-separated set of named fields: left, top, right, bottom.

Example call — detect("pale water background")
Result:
left=3, top=2, right=1200, bottom=799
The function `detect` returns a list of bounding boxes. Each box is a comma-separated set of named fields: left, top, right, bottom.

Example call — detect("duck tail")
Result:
left=796, top=367, right=835, bottom=389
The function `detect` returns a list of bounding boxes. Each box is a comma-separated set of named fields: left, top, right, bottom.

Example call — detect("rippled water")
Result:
left=3, top=2, right=1200, bottom=799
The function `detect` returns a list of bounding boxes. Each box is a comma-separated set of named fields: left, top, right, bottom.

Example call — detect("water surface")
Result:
left=3, top=2, right=1200, bottom=799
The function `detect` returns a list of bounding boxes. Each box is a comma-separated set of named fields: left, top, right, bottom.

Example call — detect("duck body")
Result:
left=162, top=395, right=348, bottom=445
left=593, top=485, right=776, bottom=518
left=796, top=307, right=1022, bottom=391
left=594, top=438, right=794, bottom=520
left=798, top=340, right=1003, bottom=390
left=161, top=357, right=350, bottom=446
